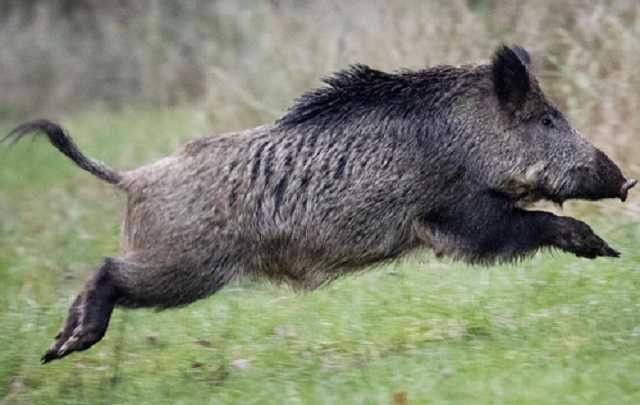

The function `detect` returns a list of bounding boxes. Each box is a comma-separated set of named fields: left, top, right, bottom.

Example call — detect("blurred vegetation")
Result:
left=1, top=1, right=638, bottom=175
left=2, top=1, right=640, bottom=404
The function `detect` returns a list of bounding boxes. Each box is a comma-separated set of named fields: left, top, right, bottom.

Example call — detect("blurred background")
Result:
left=2, top=1, right=639, bottom=167
left=1, top=1, right=640, bottom=404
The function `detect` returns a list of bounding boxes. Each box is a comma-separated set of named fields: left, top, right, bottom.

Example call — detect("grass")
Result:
left=1, top=109, right=640, bottom=404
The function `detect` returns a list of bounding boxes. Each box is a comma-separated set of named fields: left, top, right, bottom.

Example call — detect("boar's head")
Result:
left=470, top=45, right=635, bottom=206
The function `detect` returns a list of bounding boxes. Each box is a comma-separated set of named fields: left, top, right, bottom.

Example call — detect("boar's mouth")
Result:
left=496, top=177, right=637, bottom=207
left=492, top=153, right=636, bottom=207
left=501, top=152, right=637, bottom=206
left=547, top=166, right=637, bottom=204
left=509, top=177, right=637, bottom=207
left=550, top=150, right=638, bottom=203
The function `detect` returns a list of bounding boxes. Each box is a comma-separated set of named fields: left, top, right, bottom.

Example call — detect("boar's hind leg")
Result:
left=42, top=257, right=119, bottom=364
left=42, top=255, right=236, bottom=363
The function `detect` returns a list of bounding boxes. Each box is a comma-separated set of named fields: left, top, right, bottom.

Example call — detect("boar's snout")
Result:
left=570, top=150, right=635, bottom=202
left=594, top=149, right=636, bottom=202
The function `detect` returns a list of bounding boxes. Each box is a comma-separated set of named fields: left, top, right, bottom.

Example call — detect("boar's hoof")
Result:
left=42, top=323, right=108, bottom=364
left=42, top=259, right=117, bottom=364
left=554, top=218, right=620, bottom=259
left=41, top=296, right=83, bottom=364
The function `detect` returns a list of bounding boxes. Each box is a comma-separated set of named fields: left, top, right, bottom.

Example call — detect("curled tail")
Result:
left=3, top=119, right=122, bottom=185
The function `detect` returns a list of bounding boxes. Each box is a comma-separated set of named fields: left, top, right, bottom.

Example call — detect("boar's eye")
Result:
left=541, top=116, right=554, bottom=128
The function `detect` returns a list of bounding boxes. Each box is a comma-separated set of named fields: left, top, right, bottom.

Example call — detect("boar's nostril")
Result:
left=620, top=179, right=637, bottom=202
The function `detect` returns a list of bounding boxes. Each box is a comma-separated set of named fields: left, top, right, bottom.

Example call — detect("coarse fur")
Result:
left=4, top=44, right=635, bottom=363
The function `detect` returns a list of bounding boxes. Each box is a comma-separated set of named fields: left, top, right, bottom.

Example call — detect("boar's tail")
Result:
left=3, top=119, right=122, bottom=185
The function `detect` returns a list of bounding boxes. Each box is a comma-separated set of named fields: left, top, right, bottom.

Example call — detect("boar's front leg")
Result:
left=481, top=209, right=619, bottom=260
left=416, top=208, right=618, bottom=263
left=537, top=212, right=619, bottom=259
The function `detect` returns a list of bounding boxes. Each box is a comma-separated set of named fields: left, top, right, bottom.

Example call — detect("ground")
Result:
left=1, top=109, right=639, bottom=404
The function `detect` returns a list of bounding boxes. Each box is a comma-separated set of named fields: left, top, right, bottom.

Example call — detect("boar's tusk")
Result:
left=620, top=179, right=637, bottom=202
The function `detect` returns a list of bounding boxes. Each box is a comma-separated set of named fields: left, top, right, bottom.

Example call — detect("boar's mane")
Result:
left=276, top=63, right=473, bottom=131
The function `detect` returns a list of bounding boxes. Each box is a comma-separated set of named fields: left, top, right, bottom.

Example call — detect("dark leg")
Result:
left=496, top=209, right=618, bottom=259
left=42, top=258, right=118, bottom=364
left=42, top=254, right=237, bottom=363
left=539, top=214, right=619, bottom=259
left=415, top=208, right=619, bottom=264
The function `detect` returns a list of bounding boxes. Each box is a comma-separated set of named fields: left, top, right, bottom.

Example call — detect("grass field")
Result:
left=1, top=110, right=640, bottom=404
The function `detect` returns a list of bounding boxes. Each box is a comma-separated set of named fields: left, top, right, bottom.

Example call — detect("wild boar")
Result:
left=5, top=44, right=635, bottom=363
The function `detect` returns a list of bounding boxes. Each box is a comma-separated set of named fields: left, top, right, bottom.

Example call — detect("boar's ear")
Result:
left=492, top=44, right=531, bottom=110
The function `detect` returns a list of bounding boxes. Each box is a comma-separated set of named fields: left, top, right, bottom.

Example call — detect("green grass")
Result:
left=1, top=109, right=640, bottom=404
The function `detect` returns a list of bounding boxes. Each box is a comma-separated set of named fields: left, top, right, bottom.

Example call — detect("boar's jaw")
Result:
left=492, top=167, right=637, bottom=206
left=491, top=161, right=551, bottom=206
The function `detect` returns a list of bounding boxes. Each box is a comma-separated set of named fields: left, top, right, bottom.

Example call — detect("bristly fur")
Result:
left=277, top=64, right=394, bottom=127
left=6, top=44, right=631, bottom=363
left=276, top=63, right=470, bottom=130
